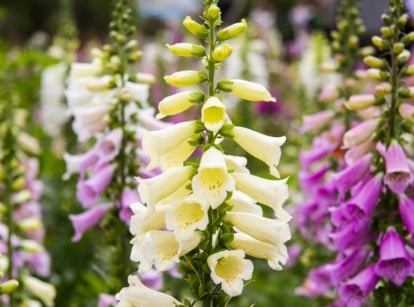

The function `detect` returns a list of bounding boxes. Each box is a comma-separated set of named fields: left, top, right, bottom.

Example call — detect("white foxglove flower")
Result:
left=69, top=61, right=102, bottom=79
left=231, top=126, right=285, bottom=177
left=115, top=274, right=181, bottom=307
left=143, top=230, right=200, bottom=272
left=165, top=195, right=209, bottom=240
left=207, top=249, right=253, bottom=297
left=229, top=233, right=289, bottom=271
left=201, top=96, right=226, bottom=133
left=192, top=147, right=235, bottom=209
left=129, top=202, right=167, bottom=237
left=224, top=155, right=249, bottom=174
left=22, top=275, right=56, bottom=307
left=142, top=120, right=198, bottom=170
left=40, top=63, right=67, bottom=136
left=224, top=212, right=290, bottom=245
left=138, top=166, right=193, bottom=208
left=232, top=172, right=290, bottom=221
left=218, top=79, right=275, bottom=102
left=227, top=191, right=263, bottom=215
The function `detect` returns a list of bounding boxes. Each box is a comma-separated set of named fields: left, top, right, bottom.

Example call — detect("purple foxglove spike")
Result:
left=98, top=293, right=116, bottom=307
left=140, top=269, right=164, bottom=290
left=337, top=264, right=380, bottom=307
left=119, top=189, right=140, bottom=224
left=375, top=227, right=413, bottom=285
left=343, top=174, right=382, bottom=221
left=25, top=251, right=51, bottom=277
left=95, top=128, right=123, bottom=166
left=63, top=150, right=99, bottom=180
left=69, top=203, right=112, bottom=242
left=399, top=194, right=414, bottom=235
left=383, top=140, right=413, bottom=194
left=299, top=163, right=331, bottom=194
left=332, top=154, right=372, bottom=192
left=137, top=149, right=151, bottom=166
left=330, top=219, right=371, bottom=252
left=76, top=164, right=116, bottom=208
left=328, top=247, right=369, bottom=286
left=301, top=110, right=335, bottom=133
left=300, top=146, right=334, bottom=169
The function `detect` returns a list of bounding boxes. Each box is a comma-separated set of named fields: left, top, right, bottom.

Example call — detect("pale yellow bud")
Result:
left=217, top=19, right=247, bottom=41
left=218, top=79, right=275, bottom=102
left=0, top=280, right=19, bottom=294
left=212, top=43, right=233, bottom=62
left=183, top=16, right=208, bottom=38
left=18, top=218, right=43, bottom=232
left=344, top=94, right=376, bottom=111
left=164, top=70, right=207, bottom=87
left=167, top=43, right=206, bottom=58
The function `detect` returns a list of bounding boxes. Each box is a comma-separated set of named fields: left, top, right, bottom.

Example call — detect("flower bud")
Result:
left=12, top=190, right=31, bottom=205
left=363, top=56, right=386, bottom=69
left=398, top=87, right=411, bottom=98
left=0, top=280, right=19, bottom=294
left=372, top=36, right=389, bottom=50
left=217, top=79, right=275, bottom=102
left=393, top=42, right=405, bottom=55
left=397, top=50, right=410, bottom=64
left=380, top=26, right=392, bottom=38
left=164, top=70, right=207, bottom=87
left=17, top=218, right=43, bottom=231
left=19, top=240, right=44, bottom=253
left=212, top=43, right=233, bottom=62
left=398, top=14, right=409, bottom=28
left=402, top=32, right=414, bottom=45
left=399, top=103, right=414, bottom=123
left=167, top=43, right=206, bottom=58
left=183, top=16, right=208, bottom=38
left=128, top=50, right=142, bottom=62
left=375, top=83, right=392, bottom=95
left=135, top=72, right=155, bottom=84
left=403, top=65, right=414, bottom=76
left=205, top=4, right=221, bottom=24
left=345, top=94, right=377, bottom=111
left=367, top=68, right=389, bottom=81
left=217, top=19, right=247, bottom=41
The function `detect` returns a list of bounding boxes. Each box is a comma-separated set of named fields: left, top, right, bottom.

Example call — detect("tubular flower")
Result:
left=191, top=147, right=235, bottom=209
left=201, top=96, right=227, bottom=133
left=217, top=79, right=276, bottom=102
left=231, top=126, right=286, bottom=177
left=156, top=91, right=204, bottom=119
left=207, top=250, right=254, bottom=297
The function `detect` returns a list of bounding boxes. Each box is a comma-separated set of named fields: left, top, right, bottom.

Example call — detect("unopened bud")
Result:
left=398, top=14, right=409, bottom=28
left=380, top=26, right=392, bottom=38
left=375, top=83, right=392, bottom=95
left=367, top=68, right=389, bottom=81
left=164, top=70, right=207, bottom=87
left=212, top=43, right=233, bottom=62
left=217, top=19, right=247, bottom=41
left=18, top=218, right=43, bottom=231
left=402, top=32, right=414, bottom=45
left=0, top=280, right=19, bottom=294
left=393, top=42, right=405, bottom=55
left=404, top=65, right=414, bottom=75
left=363, top=56, right=386, bottom=69
left=205, top=4, right=221, bottom=24
left=183, top=16, right=208, bottom=38
left=135, top=73, right=155, bottom=84
left=167, top=43, right=206, bottom=58
left=345, top=94, right=377, bottom=111
left=119, top=88, right=133, bottom=102
left=372, top=36, right=389, bottom=50
left=12, top=190, right=31, bottom=205
left=397, top=49, right=410, bottom=64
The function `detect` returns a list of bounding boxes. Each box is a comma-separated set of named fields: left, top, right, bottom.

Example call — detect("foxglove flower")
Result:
left=207, top=250, right=254, bottom=297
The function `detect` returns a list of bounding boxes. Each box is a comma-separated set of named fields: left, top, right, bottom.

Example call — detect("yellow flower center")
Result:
left=215, top=255, right=244, bottom=282
left=203, top=106, right=225, bottom=124
left=176, top=202, right=204, bottom=229
left=200, top=169, right=226, bottom=194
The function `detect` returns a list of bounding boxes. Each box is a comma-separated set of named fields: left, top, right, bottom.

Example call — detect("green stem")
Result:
left=208, top=25, right=216, bottom=97
left=5, top=172, right=15, bottom=307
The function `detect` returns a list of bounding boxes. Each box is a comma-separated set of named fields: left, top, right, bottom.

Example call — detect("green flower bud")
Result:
left=402, top=32, right=414, bottom=45
left=217, top=19, right=247, bottom=41
left=372, top=36, right=390, bottom=50
left=403, top=64, right=414, bottom=76
left=125, top=40, right=138, bottom=51
left=397, top=50, right=411, bottom=64
left=128, top=51, right=142, bottom=62
left=164, top=70, right=208, bottom=87
left=398, top=14, right=409, bottom=28
left=212, top=43, right=233, bottom=62
left=363, top=56, right=386, bottom=69
left=381, top=14, right=392, bottom=25
left=398, top=87, right=411, bottom=98
left=205, top=4, right=221, bottom=24
left=393, top=42, right=405, bottom=55
left=0, top=280, right=19, bottom=294
left=367, top=68, right=389, bottom=81
left=348, top=35, right=359, bottom=48
left=183, top=16, right=208, bottom=38
left=380, top=26, right=392, bottom=38
left=167, top=43, right=206, bottom=58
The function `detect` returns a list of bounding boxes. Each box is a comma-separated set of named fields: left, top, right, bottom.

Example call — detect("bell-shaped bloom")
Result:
left=217, top=79, right=275, bottom=102
left=140, top=269, right=163, bottom=290
left=229, top=233, right=288, bottom=271
left=301, top=110, right=335, bottom=133
left=156, top=90, right=204, bottom=119
left=343, top=174, right=382, bottom=221
left=332, top=154, right=372, bottom=192
left=143, top=230, right=201, bottom=272
left=343, top=118, right=380, bottom=148
left=231, top=126, right=286, bottom=177
left=227, top=191, right=263, bottom=216
left=165, top=195, right=209, bottom=240
left=76, top=164, right=116, bottom=207
left=207, top=249, right=253, bottom=297
left=119, top=188, right=139, bottom=224
left=138, top=166, right=193, bottom=208
left=232, top=173, right=290, bottom=221
left=95, top=128, right=123, bottom=166
left=399, top=194, right=414, bottom=235
left=142, top=120, right=198, bottom=170
left=344, top=140, right=374, bottom=165
left=375, top=227, right=413, bottom=285
left=224, top=155, right=249, bottom=174
left=72, top=104, right=111, bottom=141
left=201, top=96, right=226, bottom=133
left=299, top=163, right=330, bottom=194
left=129, top=202, right=167, bottom=237
left=192, top=147, right=235, bottom=209
left=224, top=212, right=290, bottom=245
left=383, top=140, right=413, bottom=194
left=115, top=275, right=181, bottom=307
left=69, top=203, right=112, bottom=242
left=164, top=70, right=207, bottom=87
left=337, top=265, right=380, bottom=307
left=344, top=94, right=376, bottom=111
left=329, top=218, right=371, bottom=252
left=22, top=275, right=56, bottom=307
left=25, top=250, right=51, bottom=277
